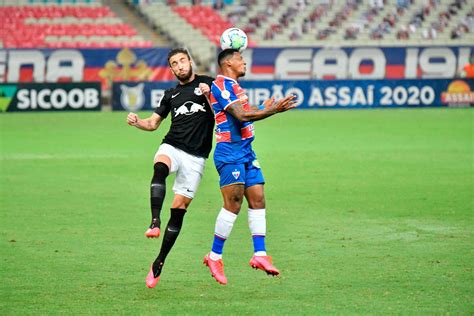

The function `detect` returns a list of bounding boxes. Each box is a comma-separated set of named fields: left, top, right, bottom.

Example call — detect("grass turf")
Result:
left=0, top=108, right=473, bottom=314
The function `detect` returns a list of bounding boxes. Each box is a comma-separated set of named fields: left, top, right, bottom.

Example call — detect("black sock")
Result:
left=152, top=208, right=186, bottom=277
left=150, top=162, right=169, bottom=227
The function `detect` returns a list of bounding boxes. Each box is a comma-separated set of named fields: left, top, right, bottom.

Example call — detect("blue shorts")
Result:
left=216, top=159, right=265, bottom=188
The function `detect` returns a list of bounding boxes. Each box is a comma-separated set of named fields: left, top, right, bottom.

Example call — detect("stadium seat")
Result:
left=135, top=2, right=215, bottom=66
left=172, top=5, right=234, bottom=46
left=0, top=4, right=152, bottom=48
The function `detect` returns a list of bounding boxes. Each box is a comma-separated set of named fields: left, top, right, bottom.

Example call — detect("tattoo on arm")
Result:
left=226, top=101, right=275, bottom=122
left=226, top=102, right=248, bottom=120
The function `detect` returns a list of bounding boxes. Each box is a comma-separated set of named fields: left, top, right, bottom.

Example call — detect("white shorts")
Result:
left=154, top=143, right=206, bottom=199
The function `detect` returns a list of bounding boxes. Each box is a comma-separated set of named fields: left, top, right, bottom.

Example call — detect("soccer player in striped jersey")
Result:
left=203, top=49, right=297, bottom=285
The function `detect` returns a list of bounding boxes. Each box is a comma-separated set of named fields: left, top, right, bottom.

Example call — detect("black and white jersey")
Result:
left=154, top=74, right=215, bottom=158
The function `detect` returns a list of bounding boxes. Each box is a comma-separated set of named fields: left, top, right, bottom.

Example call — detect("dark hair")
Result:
left=218, top=49, right=239, bottom=67
left=167, top=48, right=191, bottom=66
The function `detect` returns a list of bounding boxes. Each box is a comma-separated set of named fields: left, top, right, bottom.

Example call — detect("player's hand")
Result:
left=199, top=83, right=210, bottom=96
left=127, top=112, right=139, bottom=126
left=262, top=97, right=276, bottom=109
left=274, top=95, right=297, bottom=112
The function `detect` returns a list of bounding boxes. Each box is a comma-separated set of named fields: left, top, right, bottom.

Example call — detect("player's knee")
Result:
left=224, top=195, right=243, bottom=213
left=248, top=199, right=265, bottom=210
left=172, top=200, right=188, bottom=210
left=171, top=195, right=191, bottom=209
left=247, top=192, right=265, bottom=209
left=230, top=193, right=244, bottom=205
left=153, top=162, right=169, bottom=182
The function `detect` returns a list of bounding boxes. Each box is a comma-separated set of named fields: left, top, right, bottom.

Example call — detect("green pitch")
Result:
left=1, top=109, right=473, bottom=314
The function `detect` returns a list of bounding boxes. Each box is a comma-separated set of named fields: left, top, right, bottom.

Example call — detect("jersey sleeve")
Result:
left=211, top=80, right=239, bottom=111
left=154, top=89, right=172, bottom=118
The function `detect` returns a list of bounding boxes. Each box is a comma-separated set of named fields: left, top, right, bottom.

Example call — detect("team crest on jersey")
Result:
left=194, top=87, right=203, bottom=96
left=221, top=90, right=231, bottom=100
left=120, top=83, right=145, bottom=111
left=174, top=101, right=206, bottom=117
left=232, top=169, right=240, bottom=179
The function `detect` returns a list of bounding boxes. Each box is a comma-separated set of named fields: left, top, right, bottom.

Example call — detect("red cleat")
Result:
left=249, top=255, right=280, bottom=276
left=145, top=227, right=160, bottom=238
left=203, top=253, right=227, bottom=285
left=146, top=266, right=160, bottom=288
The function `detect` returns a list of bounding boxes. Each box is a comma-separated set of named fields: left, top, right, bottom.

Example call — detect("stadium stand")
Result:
left=133, top=2, right=216, bottom=67
left=218, top=0, right=473, bottom=46
left=2, top=0, right=472, bottom=67
left=127, top=0, right=472, bottom=66
left=0, top=0, right=153, bottom=48
left=173, top=5, right=231, bottom=45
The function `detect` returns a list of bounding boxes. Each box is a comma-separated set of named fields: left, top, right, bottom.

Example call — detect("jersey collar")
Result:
left=217, top=74, right=238, bottom=83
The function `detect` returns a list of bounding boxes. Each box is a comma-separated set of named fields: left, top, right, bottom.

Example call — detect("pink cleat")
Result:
left=203, top=253, right=227, bottom=285
left=145, top=227, right=160, bottom=238
left=146, top=266, right=160, bottom=288
left=249, top=255, right=280, bottom=276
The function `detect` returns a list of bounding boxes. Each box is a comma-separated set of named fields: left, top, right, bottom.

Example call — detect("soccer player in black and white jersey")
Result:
left=126, top=48, right=214, bottom=288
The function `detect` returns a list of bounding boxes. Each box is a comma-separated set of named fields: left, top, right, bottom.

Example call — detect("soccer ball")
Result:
left=220, top=28, right=248, bottom=52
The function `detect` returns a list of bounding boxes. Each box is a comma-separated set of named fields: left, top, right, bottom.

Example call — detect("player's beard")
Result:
left=174, top=66, right=193, bottom=82
left=238, top=66, right=246, bottom=78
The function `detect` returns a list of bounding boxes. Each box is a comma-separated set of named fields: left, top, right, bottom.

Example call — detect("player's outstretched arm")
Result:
left=127, top=112, right=163, bottom=131
left=226, top=95, right=297, bottom=122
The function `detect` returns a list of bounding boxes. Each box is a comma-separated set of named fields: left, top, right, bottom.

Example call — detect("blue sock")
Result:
left=211, top=235, right=226, bottom=254
left=252, top=235, right=266, bottom=253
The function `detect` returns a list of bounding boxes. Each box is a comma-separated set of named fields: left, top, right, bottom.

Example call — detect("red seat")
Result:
left=0, top=5, right=145, bottom=49
left=172, top=5, right=243, bottom=47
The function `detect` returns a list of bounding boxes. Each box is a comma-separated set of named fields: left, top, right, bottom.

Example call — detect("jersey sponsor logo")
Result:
left=190, top=102, right=206, bottom=113
left=221, top=90, right=231, bottom=100
left=174, top=101, right=206, bottom=117
left=175, top=104, right=189, bottom=116
left=120, top=83, right=145, bottom=111
left=194, top=87, right=203, bottom=96
left=232, top=169, right=240, bottom=179
left=171, top=92, right=180, bottom=98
